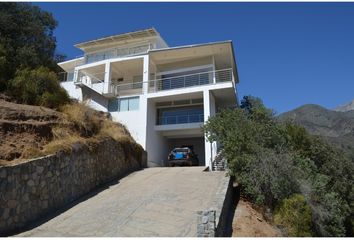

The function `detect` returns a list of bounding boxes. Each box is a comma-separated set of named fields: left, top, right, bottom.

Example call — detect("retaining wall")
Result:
left=0, top=138, right=147, bottom=235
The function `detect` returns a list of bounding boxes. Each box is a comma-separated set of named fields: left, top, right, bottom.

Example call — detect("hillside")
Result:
left=334, top=99, right=354, bottom=112
left=0, top=97, right=138, bottom=166
left=278, top=104, right=354, bottom=154
left=0, top=97, right=63, bottom=163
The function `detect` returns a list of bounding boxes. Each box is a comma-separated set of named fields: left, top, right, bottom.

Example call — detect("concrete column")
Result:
left=73, top=69, right=79, bottom=83
left=104, top=62, right=111, bottom=94
left=142, top=55, right=149, bottom=94
left=203, top=90, right=212, bottom=169
left=204, top=90, right=217, bottom=170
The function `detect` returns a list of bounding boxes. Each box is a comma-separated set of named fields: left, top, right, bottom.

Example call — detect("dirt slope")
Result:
left=232, top=199, right=282, bottom=237
left=0, top=98, right=63, bottom=163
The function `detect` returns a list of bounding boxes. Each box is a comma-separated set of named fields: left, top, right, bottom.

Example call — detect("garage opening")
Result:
left=167, top=137, right=205, bottom=166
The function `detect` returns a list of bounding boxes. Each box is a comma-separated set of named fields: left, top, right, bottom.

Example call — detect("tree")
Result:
left=8, top=67, right=70, bottom=108
left=274, top=194, right=313, bottom=237
left=204, top=95, right=353, bottom=236
left=0, top=3, right=60, bottom=91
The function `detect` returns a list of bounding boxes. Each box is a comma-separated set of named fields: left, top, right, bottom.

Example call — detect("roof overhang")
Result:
left=149, top=41, right=239, bottom=83
left=58, top=57, right=84, bottom=72
left=74, top=28, right=161, bottom=51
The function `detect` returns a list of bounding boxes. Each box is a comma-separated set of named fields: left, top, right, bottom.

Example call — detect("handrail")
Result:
left=67, top=68, right=233, bottom=97
left=152, top=68, right=233, bottom=83
left=157, top=113, right=204, bottom=125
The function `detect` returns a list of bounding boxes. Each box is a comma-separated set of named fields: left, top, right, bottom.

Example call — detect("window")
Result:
left=157, top=106, right=204, bottom=125
left=108, top=97, right=139, bottom=112
left=66, top=72, right=74, bottom=81
left=133, top=75, right=143, bottom=89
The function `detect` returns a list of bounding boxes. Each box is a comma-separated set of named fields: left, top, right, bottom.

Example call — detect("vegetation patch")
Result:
left=204, top=96, right=353, bottom=237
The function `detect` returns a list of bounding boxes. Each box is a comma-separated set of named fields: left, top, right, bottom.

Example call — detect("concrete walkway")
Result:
left=17, top=167, right=227, bottom=237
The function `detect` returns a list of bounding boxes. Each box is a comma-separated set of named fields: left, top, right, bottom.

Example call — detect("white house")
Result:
left=58, top=28, right=239, bottom=168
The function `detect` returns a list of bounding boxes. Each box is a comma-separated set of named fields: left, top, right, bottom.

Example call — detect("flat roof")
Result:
left=75, top=28, right=160, bottom=49
left=149, top=40, right=232, bottom=53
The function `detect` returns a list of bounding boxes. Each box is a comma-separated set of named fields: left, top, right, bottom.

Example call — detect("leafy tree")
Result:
left=274, top=194, right=313, bottom=237
left=0, top=3, right=61, bottom=91
left=8, top=67, right=70, bottom=108
left=204, top=95, right=353, bottom=236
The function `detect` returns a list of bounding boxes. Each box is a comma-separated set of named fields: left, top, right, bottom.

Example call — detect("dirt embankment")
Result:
left=232, top=198, right=282, bottom=237
left=0, top=98, right=63, bottom=164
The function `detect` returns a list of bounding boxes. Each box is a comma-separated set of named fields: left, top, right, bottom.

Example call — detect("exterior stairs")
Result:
left=212, top=150, right=226, bottom=171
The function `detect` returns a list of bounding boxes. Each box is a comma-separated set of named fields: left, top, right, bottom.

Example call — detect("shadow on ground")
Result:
left=6, top=169, right=143, bottom=237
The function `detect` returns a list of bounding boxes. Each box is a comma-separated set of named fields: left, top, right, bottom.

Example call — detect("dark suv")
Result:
left=168, top=147, right=199, bottom=167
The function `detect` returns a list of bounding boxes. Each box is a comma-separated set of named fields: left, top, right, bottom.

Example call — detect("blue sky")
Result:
left=35, top=2, right=354, bottom=113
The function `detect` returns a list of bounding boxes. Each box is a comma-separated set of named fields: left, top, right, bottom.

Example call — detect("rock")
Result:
left=202, top=216, right=209, bottom=224
left=2, top=208, right=10, bottom=219
left=23, top=193, right=29, bottom=202
left=36, top=166, right=44, bottom=174
left=27, top=180, right=35, bottom=187
left=0, top=169, right=7, bottom=178
left=8, top=199, right=18, bottom=208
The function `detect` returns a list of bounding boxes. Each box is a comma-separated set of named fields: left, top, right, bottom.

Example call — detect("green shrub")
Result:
left=204, top=95, right=353, bottom=236
left=8, top=66, right=70, bottom=108
left=274, top=194, right=313, bottom=237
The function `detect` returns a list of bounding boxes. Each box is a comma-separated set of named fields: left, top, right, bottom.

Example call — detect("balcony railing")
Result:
left=149, top=68, right=233, bottom=93
left=110, top=82, right=143, bottom=96
left=66, top=68, right=233, bottom=97
left=157, top=114, right=204, bottom=125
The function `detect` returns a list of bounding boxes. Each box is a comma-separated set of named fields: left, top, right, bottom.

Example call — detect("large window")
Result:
left=108, top=96, right=139, bottom=112
left=85, top=44, right=150, bottom=64
left=157, top=106, right=204, bottom=125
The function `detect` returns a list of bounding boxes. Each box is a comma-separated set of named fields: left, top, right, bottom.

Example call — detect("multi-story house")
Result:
left=58, top=28, right=239, bottom=169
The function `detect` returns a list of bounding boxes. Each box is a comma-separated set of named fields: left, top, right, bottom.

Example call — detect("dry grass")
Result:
left=21, top=102, right=139, bottom=159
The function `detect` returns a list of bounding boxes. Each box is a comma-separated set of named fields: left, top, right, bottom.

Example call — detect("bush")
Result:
left=7, top=66, right=70, bottom=108
left=238, top=149, right=299, bottom=207
left=274, top=194, right=313, bottom=237
left=204, top=95, right=353, bottom=236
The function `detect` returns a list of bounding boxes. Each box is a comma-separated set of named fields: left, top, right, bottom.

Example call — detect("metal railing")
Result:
left=62, top=68, right=233, bottom=97
left=157, top=113, right=204, bottom=125
left=75, top=71, right=107, bottom=94
left=110, top=81, right=143, bottom=96
left=148, top=68, right=233, bottom=93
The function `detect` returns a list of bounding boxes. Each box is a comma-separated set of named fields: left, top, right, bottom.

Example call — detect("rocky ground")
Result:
left=232, top=198, right=282, bottom=237
left=0, top=96, right=63, bottom=165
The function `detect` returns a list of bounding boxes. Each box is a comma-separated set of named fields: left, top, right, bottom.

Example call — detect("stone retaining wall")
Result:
left=0, top=138, right=147, bottom=235
left=197, top=175, right=237, bottom=237
left=197, top=210, right=216, bottom=237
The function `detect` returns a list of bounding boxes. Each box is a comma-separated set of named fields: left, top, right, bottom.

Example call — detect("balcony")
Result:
left=109, top=68, right=233, bottom=96
left=149, top=68, right=233, bottom=93
left=67, top=68, right=233, bottom=98
left=157, top=113, right=204, bottom=125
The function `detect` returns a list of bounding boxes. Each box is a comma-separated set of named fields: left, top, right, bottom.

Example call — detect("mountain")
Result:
left=334, top=99, right=354, bottom=112
left=278, top=104, right=354, bottom=155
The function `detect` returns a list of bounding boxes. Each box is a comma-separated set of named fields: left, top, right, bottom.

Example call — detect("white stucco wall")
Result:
left=60, top=81, right=82, bottom=101
left=145, top=98, right=169, bottom=167
left=109, top=96, right=147, bottom=148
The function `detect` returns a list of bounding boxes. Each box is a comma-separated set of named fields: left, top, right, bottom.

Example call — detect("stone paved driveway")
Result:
left=16, top=167, right=227, bottom=237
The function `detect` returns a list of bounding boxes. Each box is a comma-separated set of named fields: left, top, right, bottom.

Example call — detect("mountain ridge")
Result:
left=278, top=103, right=354, bottom=155
left=334, top=99, right=354, bottom=112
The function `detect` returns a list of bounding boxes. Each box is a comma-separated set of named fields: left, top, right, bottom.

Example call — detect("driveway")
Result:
left=17, top=167, right=227, bottom=237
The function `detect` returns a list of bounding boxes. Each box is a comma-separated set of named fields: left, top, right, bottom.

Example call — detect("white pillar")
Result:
left=204, top=90, right=217, bottom=170
left=203, top=90, right=212, bottom=169
left=104, top=62, right=111, bottom=94
left=142, top=55, right=149, bottom=94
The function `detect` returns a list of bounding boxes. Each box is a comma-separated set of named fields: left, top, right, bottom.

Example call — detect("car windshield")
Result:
left=173, top=148, right=189, bottom=153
